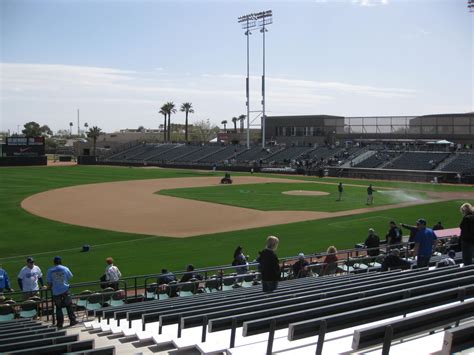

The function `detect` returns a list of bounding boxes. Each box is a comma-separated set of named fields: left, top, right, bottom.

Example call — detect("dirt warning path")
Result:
left=21, top=176, right=471, bottom=238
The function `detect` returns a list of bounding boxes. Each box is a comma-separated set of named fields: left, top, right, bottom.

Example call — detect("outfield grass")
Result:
left=159, top=182, right=429, bottom=212
left=0, top=165, right=472, bottom=284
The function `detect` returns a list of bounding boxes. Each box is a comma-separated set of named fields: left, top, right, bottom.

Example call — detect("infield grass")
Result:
left=0, top=165, right=472, bottom=283
left=159, top=182, right=429, bottom=212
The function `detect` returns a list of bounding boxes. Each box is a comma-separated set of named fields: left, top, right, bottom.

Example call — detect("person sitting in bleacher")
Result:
left=386, top=221, right=402, bottom=249
left=292, top=253, right=310, bottom=278
left=322, top=246, right=338, bottom=275
left=180, top=264, right=203, bottom=283
left=364, top=228, right=380, bottom=257
left=381, top=249, right=411, bottom=271
left=432, top=221, right=444, bottom=231
left=158, top=268, right=176, bottom=285
left=232, top=246, right=249, bottom=275
left=437, top=250, right=456, bottom=267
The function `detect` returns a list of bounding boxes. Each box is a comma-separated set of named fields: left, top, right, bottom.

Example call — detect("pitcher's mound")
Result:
left=282, top=190, right=329, bottom=196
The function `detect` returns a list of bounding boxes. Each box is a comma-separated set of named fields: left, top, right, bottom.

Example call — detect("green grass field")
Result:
left=159, top=182, right=429, bottom=212
left=0, top=165, right=472, bottom=284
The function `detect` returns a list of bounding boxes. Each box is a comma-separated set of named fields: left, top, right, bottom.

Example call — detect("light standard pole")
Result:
left=256, top=10, right=272, bottom=148
left=238, top=14, right=256, bottom=148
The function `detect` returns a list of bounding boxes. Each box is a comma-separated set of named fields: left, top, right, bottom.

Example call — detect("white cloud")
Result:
left=352, top=0, right=389, bottom=7
left=1, top=62, right=418, bottom=133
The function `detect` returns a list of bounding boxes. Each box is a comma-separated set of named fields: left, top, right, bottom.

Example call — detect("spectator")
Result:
left=322, top=246, right=338, bottom=275
left=232, top=246, right=249, bottom=275
left=157, top=268, right=176, bottom=285
left=18, top=257, right=44, bottom=299
left=386, top=221, right=402, bottom=247
left=257, top=236, right=280, bottom=292
left=381, top=249, right=411, bottom=271
left=337, top=182, right=344, bottom=201
left=0, top=264, right=13, bottom=293
left=104, top=257, right=122, bottom=290
left=364, top=228, right=380, bottom=257
left=366, top=184, right=375, bottom=205
left=46, top=256, right=77, bottom=328
left=459, top=202, right=474, bottom=265
left=292, top=253, right=310, bottom=278
left=432, top=221, right=444, bottom=231
left=413, top=219, right=437, bottom=267
left=180, top=264, right=203, bottom=283
left=437, top=250, right=456, bottom=267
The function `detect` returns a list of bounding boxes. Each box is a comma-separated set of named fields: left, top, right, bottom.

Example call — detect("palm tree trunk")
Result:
left=167, top=114, right=171, bottom=142
left=185, top=111, right=189, bottom=143
left=163, top=115, right=167, bottom=142
left=93, top=137, right=97, bottom=156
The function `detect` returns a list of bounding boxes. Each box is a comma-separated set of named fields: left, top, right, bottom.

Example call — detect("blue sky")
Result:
left=1, top=0, right=472, bottom=133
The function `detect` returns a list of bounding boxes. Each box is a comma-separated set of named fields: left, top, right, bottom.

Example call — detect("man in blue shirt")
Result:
left=0, top=264, right=13, bottom=293
left=413, top=218, right=437, bottom=267
left=46, top=256, right=77, bottom=328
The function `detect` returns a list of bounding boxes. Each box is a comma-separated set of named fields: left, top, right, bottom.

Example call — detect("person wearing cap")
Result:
left=180, top=264, right=203, bottom=283
left=366, top=184, right=376, bottom=205
left=0, top=264, right=13, bottom=293
left=292, top=253, right=310, bottom=278
left=104, top=257, right=122, bottom=291
left=386, top=221, right=402, bottom=248
left=46, top=256, right=77, bottom=328
left=17, top=257, right=44, bottom=299
left=364, top=228, right=380, bottom=257
left=412, top=218, right=437, bottom=267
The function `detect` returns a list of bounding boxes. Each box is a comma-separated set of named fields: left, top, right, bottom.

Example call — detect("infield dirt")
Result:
left=21, top=176, right=465, bottom=238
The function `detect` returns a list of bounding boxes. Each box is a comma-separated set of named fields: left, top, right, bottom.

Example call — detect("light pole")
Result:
left=256, top=10, right=272, bottom=148
left=238, top=14, right=256, bottom=148
left=238, top=10, right=272, bottom=148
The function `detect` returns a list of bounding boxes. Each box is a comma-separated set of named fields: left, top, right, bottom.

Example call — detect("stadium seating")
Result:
left=263, top=146, right=313, bottom=163
left=441, top=153, right=474, bottom=173
left=384, top=152, right=450, bottom=170
left=80, top=264, right=474, bottom=355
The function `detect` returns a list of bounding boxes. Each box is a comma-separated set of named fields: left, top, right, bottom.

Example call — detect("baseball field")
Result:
left=1, top=165, right=473, bottom=283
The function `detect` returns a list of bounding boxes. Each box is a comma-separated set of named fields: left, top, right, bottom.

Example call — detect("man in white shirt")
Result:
left=105, top=257, right=122, bottom=290
left=18, top=257, right=44, bottom=299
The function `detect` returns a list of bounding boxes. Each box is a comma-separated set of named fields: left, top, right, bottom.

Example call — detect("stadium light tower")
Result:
left=256, top=10, right=273, bottom=148
left=469, top=0, right=474, bottom=11
left=238, top=13, right=257, bottom=148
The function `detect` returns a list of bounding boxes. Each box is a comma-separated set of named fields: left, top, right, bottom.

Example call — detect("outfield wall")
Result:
left=0, top=156, right=47, bottom=166
left=327, top=167, right=459, bottom=183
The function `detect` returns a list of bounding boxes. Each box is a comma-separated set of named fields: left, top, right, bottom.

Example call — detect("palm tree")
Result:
left=238, top=114, right=246, bottom=133
left=159, top=105, right=167, bottom=142
left=84, top=122, right=89, bottom=137
left=164, top=102, right=176, bottom=142
left=232, top=117, right=238, bottom=132
left=180, top=102, right=194, bottom=143
left=87, top=126, right=102, bottom=156
left=221, top=120, right=228, bottom=131
left=69, top=122, right=73, bottom=136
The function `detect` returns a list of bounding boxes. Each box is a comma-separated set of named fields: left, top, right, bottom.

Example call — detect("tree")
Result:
left=221, top=120, right=228, bottom=131
left=232, top=117, right=238, bottom=132
left=164, top=102, right=176, bottom=142
left=238, top=114, right=246, bottom=133
left=87, top=126, right=102, bottom=156
left=22, top=121, right=52, bottom=136
left=159, top=105, right=167, bottom=142
left=191, top=119, right=220, bottom=143
left=84, top=122, right=89, bottom=137
left=137, top=125, right=145, bottom=132
left=69, top=122, right=73, bottom=136
left=180, top=102, right=194, bottom=143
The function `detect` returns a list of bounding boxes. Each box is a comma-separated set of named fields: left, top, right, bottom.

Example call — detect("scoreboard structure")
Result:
left=5, top=137, right=45, bottom=156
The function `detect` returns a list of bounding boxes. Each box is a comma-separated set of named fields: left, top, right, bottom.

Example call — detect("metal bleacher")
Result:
left=81, top=264, right=474, bottom=355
